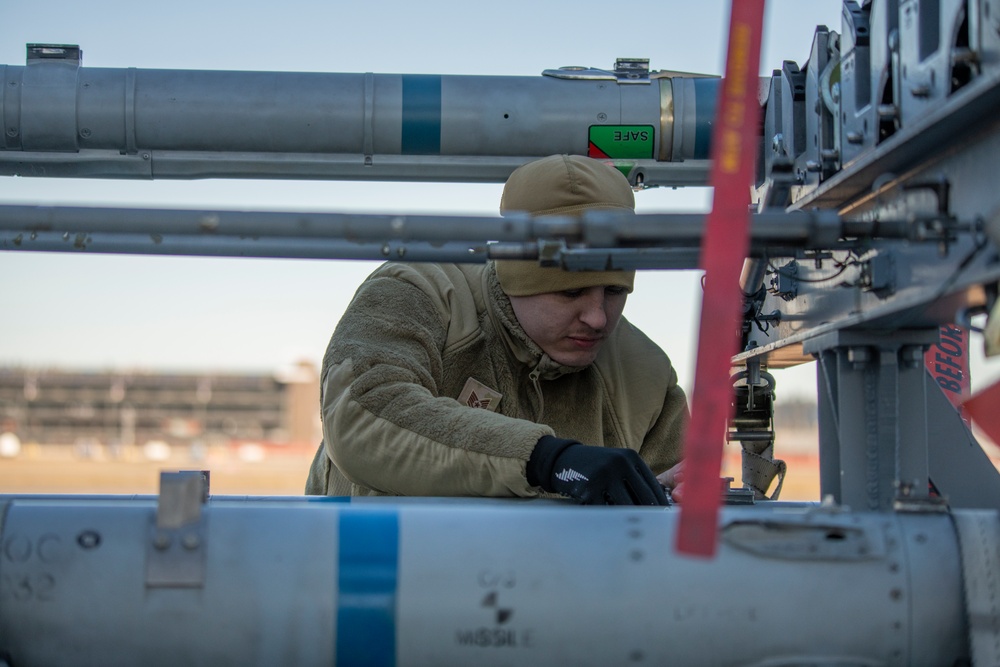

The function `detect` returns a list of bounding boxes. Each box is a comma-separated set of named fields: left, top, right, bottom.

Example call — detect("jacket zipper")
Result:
left=528, top=367, right=545, bottom=422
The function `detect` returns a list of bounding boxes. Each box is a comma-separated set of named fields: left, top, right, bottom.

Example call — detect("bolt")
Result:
left=847, top=346, right=871, bottom=368
left=629, top=549, right=644, bottom=562
left=79, top=127, right=92, bottom=138
left=181, top=533, right=200, bottom=550
left=153, top=532, right=172, bottom=550
left=877, top=104, right=898, bottom=119
left=6, top=127, right=17, bottom=137
left=597, top=112, right=607, bottom=121
left=199, top=214, right=220, bottom=232
left=900, top=346, right=924, bottom=368
left=142, top=153, right=150, bottom=160
left=77, top=530, right=101, bottom=549
left=771, top=133, right=786, bottom=155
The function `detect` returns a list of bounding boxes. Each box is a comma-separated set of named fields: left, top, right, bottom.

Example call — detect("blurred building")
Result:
left=0, top=362, right=321, bottom=450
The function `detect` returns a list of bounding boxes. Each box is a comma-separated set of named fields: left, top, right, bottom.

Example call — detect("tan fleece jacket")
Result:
left=305, top=261, right=688, bottom=497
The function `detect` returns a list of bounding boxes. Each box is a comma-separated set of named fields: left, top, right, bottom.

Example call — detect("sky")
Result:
left=1, top=0, right=997, bottom=402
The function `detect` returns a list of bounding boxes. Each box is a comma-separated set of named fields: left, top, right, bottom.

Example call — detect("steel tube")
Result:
left=0, top=204, right=844, bottom=244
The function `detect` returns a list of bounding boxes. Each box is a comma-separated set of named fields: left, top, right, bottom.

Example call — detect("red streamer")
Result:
left=676, top=0, right=767, bottom=557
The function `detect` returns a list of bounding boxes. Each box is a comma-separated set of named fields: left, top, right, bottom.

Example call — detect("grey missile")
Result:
left=0, top=494, right=980, bottom=666
left=0, top=46, right=717, bottom=187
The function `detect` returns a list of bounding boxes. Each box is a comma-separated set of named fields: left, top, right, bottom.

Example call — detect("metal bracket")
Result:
left=541, top=58, right=652, bottom=85
left=728, top=365, right=785, bottom=500
left=145, top=470, right=210, bottom=588
left=859, top=251, right=896, bottom=297
left=613, top=58, right=650, bottom=84
left=766, top=260, right=799, bottom=301
left=26, top=43, right=82, bottom=64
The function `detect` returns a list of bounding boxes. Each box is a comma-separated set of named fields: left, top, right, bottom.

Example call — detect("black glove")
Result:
left=526, top=436, right=669, bottom=506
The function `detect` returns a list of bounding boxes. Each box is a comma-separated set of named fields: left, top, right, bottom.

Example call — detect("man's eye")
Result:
left=562, top=289, right=583, bottom=298
left=606, top=286, right=626, bottom=296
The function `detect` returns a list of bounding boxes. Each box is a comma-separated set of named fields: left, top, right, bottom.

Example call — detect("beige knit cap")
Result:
left=496, top=155, right=636, bottom=297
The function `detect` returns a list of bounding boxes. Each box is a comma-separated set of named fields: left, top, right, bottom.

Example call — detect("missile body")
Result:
left=0, top=51, right=717, bottom=185
left=0, top=497, right=976, bottom=666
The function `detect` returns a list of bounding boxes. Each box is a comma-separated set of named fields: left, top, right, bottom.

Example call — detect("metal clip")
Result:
left=26, top=43, right=82, bottom=64
left=145, top=470, right=210, bottom=588
left=614, top=58, right=650, bottom=84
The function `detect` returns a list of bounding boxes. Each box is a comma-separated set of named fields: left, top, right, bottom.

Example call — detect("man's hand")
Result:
left=527, top=436, right=670, bottom=506
left=657, top=461, right=684, bottom=503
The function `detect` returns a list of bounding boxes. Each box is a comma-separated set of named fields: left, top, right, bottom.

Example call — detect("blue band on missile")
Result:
left=402, top=75, right=442, bottom=155
left=693, top=78, right=716, bottom=160
left=336, top=509, right=400, bottom=667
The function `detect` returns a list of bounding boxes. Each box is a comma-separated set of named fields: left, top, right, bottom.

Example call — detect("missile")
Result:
left=0, top=492, right=980, bottom=666
left=0, top=46, right=716, bottom=187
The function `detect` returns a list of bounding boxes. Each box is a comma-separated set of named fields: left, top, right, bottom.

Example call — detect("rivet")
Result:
left=153, top=532, right=171, bottom=550
left=77, top=530, right=101, bottom=549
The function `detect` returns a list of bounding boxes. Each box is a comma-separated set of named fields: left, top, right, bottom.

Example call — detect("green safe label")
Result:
left=588, top=125, right=655, bottom=159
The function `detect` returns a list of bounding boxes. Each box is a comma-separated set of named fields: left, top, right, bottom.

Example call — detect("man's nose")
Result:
left=578, top=290, right=609, bottom=330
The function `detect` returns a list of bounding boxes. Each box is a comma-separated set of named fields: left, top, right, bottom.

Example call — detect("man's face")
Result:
left=508, top=285, right=628, bottom=367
